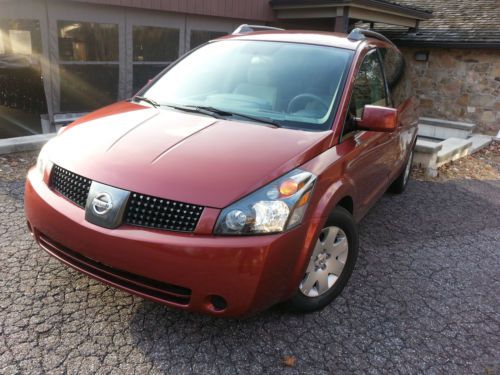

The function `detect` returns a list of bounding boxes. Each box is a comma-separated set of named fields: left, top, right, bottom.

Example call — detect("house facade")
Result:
left=0, top=0, right=498, bottom=138
left=376, top=0, right=500, bottom=135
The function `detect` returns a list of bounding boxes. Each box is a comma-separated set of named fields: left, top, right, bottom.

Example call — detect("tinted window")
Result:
left=142, top=40, right=353, bottom=131
left=380, top=48, right=406, bottom=103
left=58, top=21, right=118, bottom=61
left=133, top=26, right=179, bottom=62
left=132, top=64, right=168, bottom=93
left=59, top=64, right=118, bottom=111
left=190, top=30, right=227, bottom=50
left=0, top=18, right=43, bottom=55
left=379, top=47, right=404, bottom=90
left=0, top=19, right=46, bottom=139
left=350, top=50, right=387, bottom=118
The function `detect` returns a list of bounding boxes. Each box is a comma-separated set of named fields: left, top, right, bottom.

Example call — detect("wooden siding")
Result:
left=69, top=0, right=276, bottom=21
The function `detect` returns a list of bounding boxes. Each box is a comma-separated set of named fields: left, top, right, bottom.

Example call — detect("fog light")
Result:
left=209, top=295, right=227, bottom=311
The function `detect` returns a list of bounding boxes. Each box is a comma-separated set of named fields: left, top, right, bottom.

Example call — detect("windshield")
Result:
left=141, top=40, right=353, bottom=131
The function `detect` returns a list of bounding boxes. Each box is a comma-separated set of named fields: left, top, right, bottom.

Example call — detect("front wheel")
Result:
left=389, top=148, right=414, bottom=194
left=288, top=206, right=358, bottom=312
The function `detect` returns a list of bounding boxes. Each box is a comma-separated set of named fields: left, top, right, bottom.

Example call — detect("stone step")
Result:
left=468, top=134, right=492, bottom=154
left=413, top=137, right=442, bottom=177
left=0, top=133, right=56, bottom=155
left=418, top=117, right=475, bottom=140
left=436, top=137, right=472, bottom=166
left=414, top=138, right=442, bottom=154
left=418, top=123, right=473, bottom=140
left=419, top=117, right=476, bottom=130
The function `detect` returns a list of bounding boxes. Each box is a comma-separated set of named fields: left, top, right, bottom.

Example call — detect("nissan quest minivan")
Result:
left=25, top=26, right=417, bottom=317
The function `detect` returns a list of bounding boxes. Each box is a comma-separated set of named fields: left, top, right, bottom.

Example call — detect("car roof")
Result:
left=218, top=30, right=369, bottom=51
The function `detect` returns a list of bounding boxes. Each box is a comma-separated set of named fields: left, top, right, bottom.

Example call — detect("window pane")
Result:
left=351, top=51, right=386, bottom=117
left=133, top=64, right=168, bottom=93
left=59, top=64, right=118, bottom=112
left=133, top=26, right=179, bottom=62
left=379, top=47, right=404, bottom=90
left=379, top=47, right=408, bottom=106
left=0, top=18, right=43, bottom=55
left=190, top=30, right=227, bottom=50
left=0, top=19, right=46, bottom=138
left=58, top=21, right=118, bottom=61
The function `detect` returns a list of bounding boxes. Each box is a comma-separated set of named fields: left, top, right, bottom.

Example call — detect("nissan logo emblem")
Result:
left=92, top=193, right=113, bottom=215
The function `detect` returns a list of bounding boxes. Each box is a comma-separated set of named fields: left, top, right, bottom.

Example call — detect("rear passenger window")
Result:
left=379, top=47, right=405, bottom=106
left=379, top=47, right=404, bottom=92
left=350, top=50, right=387, bottom=118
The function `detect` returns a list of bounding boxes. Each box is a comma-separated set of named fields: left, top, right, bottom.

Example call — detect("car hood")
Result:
left=50, top=102, right=331, bottom=208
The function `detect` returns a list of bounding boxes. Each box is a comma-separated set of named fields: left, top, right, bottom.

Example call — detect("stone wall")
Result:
left=399, top=47, right=499, bottom=135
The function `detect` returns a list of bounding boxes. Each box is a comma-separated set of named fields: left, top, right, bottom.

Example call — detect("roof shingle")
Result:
left=375, top=0, right=500, bottom=48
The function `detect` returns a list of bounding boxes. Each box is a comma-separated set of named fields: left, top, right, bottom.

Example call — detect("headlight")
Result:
left=36, top=142, right=53, bottom=177
left=214, top=169, right=316, bottom=235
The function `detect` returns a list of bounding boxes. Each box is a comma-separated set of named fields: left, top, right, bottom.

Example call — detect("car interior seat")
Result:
left=233, top=63, right=277, bottom=109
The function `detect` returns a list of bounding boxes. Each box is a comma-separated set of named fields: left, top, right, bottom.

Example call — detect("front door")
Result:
left=341, top=49, right=393, bottom=215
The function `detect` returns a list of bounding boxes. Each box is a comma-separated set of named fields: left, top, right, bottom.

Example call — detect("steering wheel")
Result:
left=287, top=93, right=329, bottom=114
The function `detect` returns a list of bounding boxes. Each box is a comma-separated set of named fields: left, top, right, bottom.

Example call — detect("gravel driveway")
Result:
left=1, top=155, right=499, bottom=374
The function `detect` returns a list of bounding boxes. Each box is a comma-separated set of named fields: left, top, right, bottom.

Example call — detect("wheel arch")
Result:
left=282, top=177, right=358, bottom=300
left=336, top=195, right=354, bottom=215
left=311, top=176, right=359, bottom=222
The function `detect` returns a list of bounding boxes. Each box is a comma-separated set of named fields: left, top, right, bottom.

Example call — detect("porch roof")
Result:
left=270, top=0, right=432, bottom=30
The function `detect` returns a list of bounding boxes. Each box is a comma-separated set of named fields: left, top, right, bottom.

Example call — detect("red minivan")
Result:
left=25, top=26, right=417, bottom=317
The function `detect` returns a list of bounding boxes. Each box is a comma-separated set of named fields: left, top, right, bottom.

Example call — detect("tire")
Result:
left=288, top=206, right=359, bottom=313
left=389, top=148, right=414, bottom=194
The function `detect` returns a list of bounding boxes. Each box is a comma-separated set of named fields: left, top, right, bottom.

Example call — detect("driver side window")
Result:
left=343, top=50, right=387, bottom=136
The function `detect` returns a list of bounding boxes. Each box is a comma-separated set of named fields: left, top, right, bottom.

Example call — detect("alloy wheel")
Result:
left=299, top=226, right=348, bottom=297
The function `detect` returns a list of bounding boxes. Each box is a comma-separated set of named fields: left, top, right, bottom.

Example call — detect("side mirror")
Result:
left=358, top=105, right=398, bottom=132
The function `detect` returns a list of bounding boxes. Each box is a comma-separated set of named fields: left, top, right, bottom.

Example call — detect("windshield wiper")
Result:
left=133, top=96, right=160, bottom=108
left=187, top=105, right=281, bottom=127
left=163, top=103, right=281, bottom=127
left=163, top=104, right=226, bottom=120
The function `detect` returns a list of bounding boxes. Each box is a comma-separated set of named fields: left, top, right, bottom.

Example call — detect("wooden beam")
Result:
left=348, top=6, right=417, bottom=27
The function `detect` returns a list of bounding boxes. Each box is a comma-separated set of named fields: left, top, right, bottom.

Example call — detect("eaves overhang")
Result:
left=270, top=0, right=432, bottom=28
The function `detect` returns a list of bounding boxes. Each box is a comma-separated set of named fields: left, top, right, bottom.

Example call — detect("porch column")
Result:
left=334, top=7, right=349, bottom=33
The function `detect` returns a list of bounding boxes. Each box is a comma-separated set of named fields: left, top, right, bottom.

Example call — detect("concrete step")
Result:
left=0, top=133, right=56, bottom=155
left=414, top=138, right=442, bottom=154
left=436, top=137, right=472, bottom=166
left=413, top=137, right=442, bottom=177
left=468, top=134, right=492, bottom=154
left=418, top=117, right=475, bottom=140
left=419, top=117, right=476, bottom=130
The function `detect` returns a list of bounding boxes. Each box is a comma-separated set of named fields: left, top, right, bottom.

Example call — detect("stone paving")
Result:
left=1, top=157, right=499, bottom=374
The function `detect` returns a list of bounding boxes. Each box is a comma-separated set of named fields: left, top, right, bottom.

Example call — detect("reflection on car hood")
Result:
left=50, top=101, right=331, bottom=208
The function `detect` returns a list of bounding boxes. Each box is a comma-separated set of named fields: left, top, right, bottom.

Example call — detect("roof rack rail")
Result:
left=232, top=24, right=284, bottom=35
left=347, top=28, right=396, bottom=47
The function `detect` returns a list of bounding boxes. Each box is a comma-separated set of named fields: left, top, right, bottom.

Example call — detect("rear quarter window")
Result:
left=379, top=47, right=407, bottom=106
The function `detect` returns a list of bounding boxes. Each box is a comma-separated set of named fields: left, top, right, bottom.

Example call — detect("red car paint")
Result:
left=25, top=31, right=417, bottom=317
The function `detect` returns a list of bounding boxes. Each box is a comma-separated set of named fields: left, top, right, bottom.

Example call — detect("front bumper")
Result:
left=24, top=169, right=316, bottom=317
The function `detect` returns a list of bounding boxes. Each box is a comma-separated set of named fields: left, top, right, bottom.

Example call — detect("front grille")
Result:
left=50, top=164, right=92, bottom=208
left=49, top=165, right=203, bottom=233
left=38, top=232, right=192, bottom=305
left=124, top=193, right=204, bottom=232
